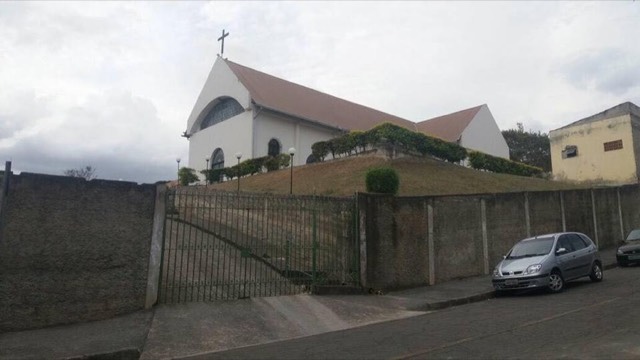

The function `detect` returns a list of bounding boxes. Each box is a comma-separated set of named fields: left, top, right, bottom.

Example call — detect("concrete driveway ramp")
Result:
left=141, top=294, right=423, bottom=359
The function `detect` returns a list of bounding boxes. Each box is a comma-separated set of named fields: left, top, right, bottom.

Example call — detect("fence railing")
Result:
left=158, top=188, right=359, bottom=303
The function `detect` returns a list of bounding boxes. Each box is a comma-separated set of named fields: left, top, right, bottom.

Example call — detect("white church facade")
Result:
left=185, top=56, right=509, bottom=173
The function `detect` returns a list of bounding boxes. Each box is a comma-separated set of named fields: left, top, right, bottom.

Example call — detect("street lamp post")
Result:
left=176, top=158, right=181, bottom=179
left=205, top=157, right=210, bottom=185
left=288, top=147, right=296, bottom=195
left=235, top=152, right=242, bottom=192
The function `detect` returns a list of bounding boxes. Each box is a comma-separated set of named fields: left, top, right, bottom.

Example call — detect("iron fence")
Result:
left=157, top=187, right=359, bottom=303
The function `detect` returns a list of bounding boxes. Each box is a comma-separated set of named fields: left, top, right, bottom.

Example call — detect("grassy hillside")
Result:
left=209, top=155, right=586, bottom=196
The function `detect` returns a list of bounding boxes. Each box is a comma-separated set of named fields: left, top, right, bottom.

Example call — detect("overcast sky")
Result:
left=1, top=1, right=639, bottom=183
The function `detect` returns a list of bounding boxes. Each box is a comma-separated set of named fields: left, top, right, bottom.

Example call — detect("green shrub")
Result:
left=468, top=151, right=543, bottom=177
left=200, top=168, right=225, bottom=184
left=311, top=141, right=330, bottom=161
left=264, top=156, right=279, bottom=172
left=365, top=167, right=400, bottom=195
left=178, top=167, right=199, bottom=185
left=351, top=131, right=368, bottom=153
left=277, top=153, right=291, bottom=168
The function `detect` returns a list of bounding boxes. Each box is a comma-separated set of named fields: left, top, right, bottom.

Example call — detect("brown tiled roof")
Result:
left=225, top=60, right=416, bottom=131
left=415, top=105, right=483, bottom=142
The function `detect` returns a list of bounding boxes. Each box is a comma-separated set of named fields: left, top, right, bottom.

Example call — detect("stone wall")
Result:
left=359, top=185, right=640, bottom=291
left=0, top=173, right=156, bottom=332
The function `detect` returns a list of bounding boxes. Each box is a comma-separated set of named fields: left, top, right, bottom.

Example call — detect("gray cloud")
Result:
left=2, top=1, right=640, bottom=183
left=559, top=48, right=640, bottom=95
left=3, top=90, right=183, bottom=183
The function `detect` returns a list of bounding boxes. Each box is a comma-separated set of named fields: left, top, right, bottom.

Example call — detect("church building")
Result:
left=184, top=56, right=509, bottom=173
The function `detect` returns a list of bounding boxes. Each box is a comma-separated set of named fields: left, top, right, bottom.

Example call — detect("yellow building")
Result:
left=549, top=102, right=640, bottom=185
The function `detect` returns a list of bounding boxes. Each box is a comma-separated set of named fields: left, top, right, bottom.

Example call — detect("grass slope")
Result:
left=209, top=155, right=585, bottom=196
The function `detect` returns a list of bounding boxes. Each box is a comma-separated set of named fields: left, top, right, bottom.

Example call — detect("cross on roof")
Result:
left=218, top=29, right=229, bottom=57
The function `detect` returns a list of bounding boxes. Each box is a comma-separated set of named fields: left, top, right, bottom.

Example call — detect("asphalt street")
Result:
left=193, top=266, right=640, bottom=360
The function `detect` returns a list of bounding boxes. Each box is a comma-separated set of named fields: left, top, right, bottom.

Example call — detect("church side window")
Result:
left=306, top=154, right=317, bottom=164
left=200, top=98, right=244, bottom=130
left=268, top=138, right=281, bottom=157
left=211, top=148, right=225, bottom=169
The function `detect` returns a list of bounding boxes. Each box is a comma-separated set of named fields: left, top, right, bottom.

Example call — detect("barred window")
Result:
left=603, top=139, right=623, bottom=152
left=200, top=98, right=244, bottom=130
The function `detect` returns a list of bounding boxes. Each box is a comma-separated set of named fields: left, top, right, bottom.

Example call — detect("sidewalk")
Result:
left=0, top=248, right=617, bottom=360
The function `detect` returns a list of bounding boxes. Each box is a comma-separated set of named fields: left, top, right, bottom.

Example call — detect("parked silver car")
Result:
left=492, top=232, right=603, bottom=294
left=617, top=229, right=640, bottom=267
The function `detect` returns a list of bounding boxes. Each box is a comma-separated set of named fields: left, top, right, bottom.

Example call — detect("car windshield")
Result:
left=507, top=237, right=554, bottom=259
left=626, top=229, right=640, bottom=242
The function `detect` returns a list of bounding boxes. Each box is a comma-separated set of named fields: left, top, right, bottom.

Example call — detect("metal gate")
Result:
left=157, top=187, right=359, bottom=303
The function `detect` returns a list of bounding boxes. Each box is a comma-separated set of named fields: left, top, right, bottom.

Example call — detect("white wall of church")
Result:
left=461, top=105, right=510, bottom=159
left=188, top=111, right=253, bottom=172
left=254, top=111, right=341, bottom=166
left=186, top=58, right=252, bottom=134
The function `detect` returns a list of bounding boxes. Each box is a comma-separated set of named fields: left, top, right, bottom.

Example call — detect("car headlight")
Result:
left=617, top=248, right=623, bottom=254
left=524, top=264, right=542, bottom=275
left=493, top=268, right=501, bottom=277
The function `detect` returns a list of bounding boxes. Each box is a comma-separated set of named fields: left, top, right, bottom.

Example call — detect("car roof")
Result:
left=521, top=231, right=591, bottom=242
left=521, top=232, right=577, bottom=242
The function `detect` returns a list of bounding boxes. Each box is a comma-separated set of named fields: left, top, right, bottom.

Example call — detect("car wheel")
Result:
left=547, top=270, right=564, bottom=293
left=589, top=262, right=603, bottom=282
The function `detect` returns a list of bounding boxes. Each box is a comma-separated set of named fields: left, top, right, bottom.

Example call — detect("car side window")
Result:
left=568, top=234, right=588, bottom=251
left=557, top=236, right=574, bottom=253
left=578, top=234, right=594, bottom=247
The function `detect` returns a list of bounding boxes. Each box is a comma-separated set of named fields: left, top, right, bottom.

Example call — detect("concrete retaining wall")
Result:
left=360, top=184, right=640, bottom=291
left=0, top=173, right=156, bottom=332
left=360, top=196, right=430, bottom=290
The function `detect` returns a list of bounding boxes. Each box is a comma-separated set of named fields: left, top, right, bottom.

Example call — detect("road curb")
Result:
left=410, top=291, right=496, bottom=312
left=64, top=348, right=140, bottom=360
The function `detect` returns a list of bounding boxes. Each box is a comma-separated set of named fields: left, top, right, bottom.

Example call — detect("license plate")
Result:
left=505, top=279, right=519, bottom=286
left=629, top=255, right=640, bottom=260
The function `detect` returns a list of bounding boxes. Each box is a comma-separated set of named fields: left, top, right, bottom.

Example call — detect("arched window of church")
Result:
left=306, top=154, right=317, bottom=164
left=211, top=148, right=224, bottom=169
left=200, top=97, right=244, bottom=130
left=268, top=138, right=281, bottom=157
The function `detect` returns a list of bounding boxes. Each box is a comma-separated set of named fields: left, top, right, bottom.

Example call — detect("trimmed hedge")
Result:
left=310, top=122, right=541, bottom=178
left=365, top=167, right=400, bottom=194
left=468, top=151, right=543, bottom=177
left=311, top=122, right=468, bottom=163
left=200, top=154, right=292, bottom=184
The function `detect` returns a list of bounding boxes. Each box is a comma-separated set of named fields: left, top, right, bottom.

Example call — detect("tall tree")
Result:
left=63, top=165, right=97, bottom=180
left=502, top=123, right=551, bottom=172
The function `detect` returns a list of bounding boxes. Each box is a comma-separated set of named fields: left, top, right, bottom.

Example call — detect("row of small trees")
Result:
left=178, top=154, right=292, bottom=185
left=312, top=123, right=467, bottom=163
left=311, top=122, right=544, bottom=177
left=177, top=122, right=544, bottom=186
